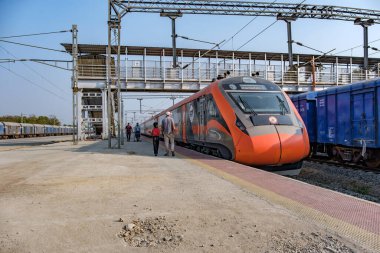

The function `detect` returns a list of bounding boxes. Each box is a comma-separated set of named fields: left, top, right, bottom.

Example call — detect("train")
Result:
left=291, top=78, right=380, bottom=169
left=142, top=76, right=310, bottom=176
left=0, top=122, right=73, bottom=139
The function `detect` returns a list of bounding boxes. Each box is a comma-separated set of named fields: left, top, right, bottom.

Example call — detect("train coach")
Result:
left=142, top=76, right=310, bottom=176
left=1, top=122, right=22, bottom=138
left=0, top=122, right=73, bottom=139
left=291, top=78, right=380, bottom=169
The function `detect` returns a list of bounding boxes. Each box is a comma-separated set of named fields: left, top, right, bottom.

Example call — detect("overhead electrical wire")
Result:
left=182, top=40, right=225, bottom=69
left=182, top=0, right=281, bottom=68
left=0, top=65, right=67, bottom=101
left=0, top=30, right=71, bottom=39
left=219, top=0, right=278, bottom=50
left=0, top=45, right=69, bottom=94
left=235, top=0, right=307, bottom=51
left=292, top=40, right=327, bottom=54
left=0, top=40, right=66, bottom=53
left=334, top=38, right=380, bottom=56
left=236, top=20, right=279, bottom=51
left=177, top=35, right=219, bottom=46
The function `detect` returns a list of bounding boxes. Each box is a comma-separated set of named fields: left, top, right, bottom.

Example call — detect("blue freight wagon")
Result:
left=290, top=92, right=317, bottom=144
left=315, top=78, right=380, bottom=167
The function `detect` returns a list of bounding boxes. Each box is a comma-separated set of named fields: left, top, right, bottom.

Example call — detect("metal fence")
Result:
left=78, top=60, right=380, bottom=86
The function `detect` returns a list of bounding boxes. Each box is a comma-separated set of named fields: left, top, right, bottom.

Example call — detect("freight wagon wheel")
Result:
left=365, top=159, right=380, bottom=169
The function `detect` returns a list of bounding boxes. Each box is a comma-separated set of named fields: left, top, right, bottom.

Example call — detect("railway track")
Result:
left=306, top=155, right=380, bottom=174
left=292, top=160, right=380, bottom=204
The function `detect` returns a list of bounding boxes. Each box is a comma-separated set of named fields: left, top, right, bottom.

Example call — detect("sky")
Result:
left=1, top=0, right=380, bottom=125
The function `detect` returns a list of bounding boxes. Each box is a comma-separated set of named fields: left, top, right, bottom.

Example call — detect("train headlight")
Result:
left=236, top=121, right=245, bottom=130
left=235, top=116, right=248, bottom=135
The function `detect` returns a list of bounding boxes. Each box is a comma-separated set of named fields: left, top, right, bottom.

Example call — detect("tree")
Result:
left=0, top=115, right=61, bottom=125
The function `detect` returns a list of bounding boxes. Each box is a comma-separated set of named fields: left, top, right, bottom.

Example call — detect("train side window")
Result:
left=208, top=99, right=218, bottom=118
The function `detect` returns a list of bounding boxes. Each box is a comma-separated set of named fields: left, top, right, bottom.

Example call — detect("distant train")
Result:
left=291, top=78, right=380, bottom=169
left=0, top=122, right=73, bottom=139
left=142, top=76, right=310, bottom=176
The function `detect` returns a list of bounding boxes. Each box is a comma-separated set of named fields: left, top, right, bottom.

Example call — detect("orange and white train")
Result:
left=142, top=76, right=310, bottom=175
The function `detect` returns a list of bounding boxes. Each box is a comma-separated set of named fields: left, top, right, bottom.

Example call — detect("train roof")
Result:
left=2, top=122, right=21, bottom=126
left=219, top=76, right=282, bottom=91
left=290, top=91, right=317, bottom=100
left=20, top=123, right=35, bottom=127
left=315, top=78, right=380, bottom=96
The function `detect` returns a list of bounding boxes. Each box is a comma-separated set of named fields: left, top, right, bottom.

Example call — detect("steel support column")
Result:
left=121, top=99, right=124, bottom=145
left=363, top=25, right=369, bottom=70
left=171, top=17, right=177, bottom=68
left=108, top=0, right=125, bottom=148
left=249, top=53, right=252, bottom=76
left=336, top=57, right=339, bottom=85
left=160, top=12, right=182, bottom=68
left=71, top=24, right=79, bottom=145
left=286, top=20, right=294, bottom=67
left=106, top=45, right=112, bottom=148
left=116, top=22, right=122, bottom=148
left=354, top=18, right=374, bottom=71
left=102, top=89, right=108, bottom=140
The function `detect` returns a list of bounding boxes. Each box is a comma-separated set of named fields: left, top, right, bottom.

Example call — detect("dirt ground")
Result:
left=0, top=139, right=373, bottom=252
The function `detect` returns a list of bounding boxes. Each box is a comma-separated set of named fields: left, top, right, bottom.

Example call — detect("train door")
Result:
left=198, top=97, right=206, bottom=141
left=351, top=90, right=375, bottom=145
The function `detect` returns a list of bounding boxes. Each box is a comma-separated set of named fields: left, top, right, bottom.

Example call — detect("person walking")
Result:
left=161, top=111, right=176, bottom=156
left=151, top=122, right=160, bottom=156
left=134, top=123, right=141, bottom=142
left=125, top=123, right=132, bottom=142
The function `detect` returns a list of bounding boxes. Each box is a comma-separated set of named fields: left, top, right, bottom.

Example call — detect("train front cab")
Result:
left=216, top=77, right=310, bottom=174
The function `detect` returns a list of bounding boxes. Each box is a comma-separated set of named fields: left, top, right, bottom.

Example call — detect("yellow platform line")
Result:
left=178, top=152, right=380, bottom=252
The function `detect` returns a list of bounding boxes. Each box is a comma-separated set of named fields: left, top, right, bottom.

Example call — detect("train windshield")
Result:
left=229, top=92, right=290, bottom=115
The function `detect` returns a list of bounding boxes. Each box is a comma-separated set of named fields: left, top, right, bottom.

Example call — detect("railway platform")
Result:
left=0, top=138, right=379, bottom=252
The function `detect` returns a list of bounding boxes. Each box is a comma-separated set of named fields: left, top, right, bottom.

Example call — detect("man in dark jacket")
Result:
left=161, top=111, right=176, bottom=156
left=125, top=123, right=132, bottom=142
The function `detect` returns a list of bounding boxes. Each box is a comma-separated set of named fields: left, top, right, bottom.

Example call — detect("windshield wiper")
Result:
left=276, top=95, right=289, bottom=115
left=238, top=95, right=257, bottom=115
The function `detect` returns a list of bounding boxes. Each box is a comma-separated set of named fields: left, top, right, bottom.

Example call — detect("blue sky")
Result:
left=1, top=0, right=380, bottom=124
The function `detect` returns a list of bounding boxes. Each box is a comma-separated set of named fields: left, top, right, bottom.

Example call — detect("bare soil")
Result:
left=0, top=139, right=373, bottom=253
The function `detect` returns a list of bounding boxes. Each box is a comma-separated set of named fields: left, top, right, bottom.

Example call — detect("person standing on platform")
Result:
left=151, top=122, right=160, bottom=156
left=134, top=123, right=141, bottom=142
left=161, top=111, right=176, bottom=156
left=126, top=123, right=132, bottom=142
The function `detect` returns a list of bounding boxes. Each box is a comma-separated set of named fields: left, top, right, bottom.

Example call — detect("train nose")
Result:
left=240, top=125, right=282, bottom=165
left=275, top=125, right=309, bottom=164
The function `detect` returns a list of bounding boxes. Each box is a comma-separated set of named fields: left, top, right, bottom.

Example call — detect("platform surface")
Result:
left=0, top=138, right=379, bottom=252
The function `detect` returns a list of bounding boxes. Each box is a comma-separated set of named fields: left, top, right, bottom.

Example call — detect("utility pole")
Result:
left=354, top=18, right=374, bottom=71
left=137, top=98, right=143, bottom=113
left=121, top=99, right=124, bottom=145
left=170, top=96, right=176, bottom=106
left=160, top=12, right=182, bottom=68
left=277, top=14, right=297, bottom=68
left=311, top=56, right=316, bottom=91
left=107, top=0, right=124, bottom=148
left=71, top=24, right=79, bottom=145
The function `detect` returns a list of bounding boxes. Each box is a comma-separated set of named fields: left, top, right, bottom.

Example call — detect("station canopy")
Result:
left=62, top=43, right=380, bottom=66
